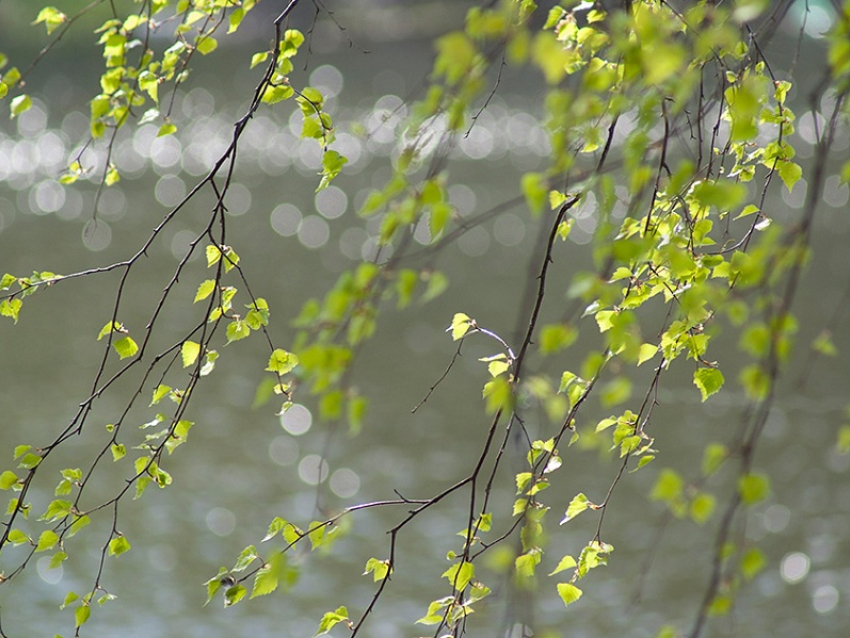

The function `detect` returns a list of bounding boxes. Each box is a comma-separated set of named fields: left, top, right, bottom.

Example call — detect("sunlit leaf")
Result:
left=693, top=368, right=724, bottom=402
left=557, top=582, right=582, bottom=606
left=108, top=535, right=131, bottom=556
left=363, top=557, right=391, bottom=582
left=449, top=312, right=473, bottom=340
left=560, top=493, right=591, bottom=524
left=739, top=473, right=770, bottom=505
left=113, top=336, right=138, bottom=359
left=316, top=606, right=349, bottom=635
left=548, top=554, right=577, bottom=576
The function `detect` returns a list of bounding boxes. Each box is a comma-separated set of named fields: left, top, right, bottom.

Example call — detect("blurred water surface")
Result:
left=1, top=3, right=850, bottom=637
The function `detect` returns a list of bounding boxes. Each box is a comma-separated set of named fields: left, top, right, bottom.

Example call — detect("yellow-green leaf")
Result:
left=557, top=582, right=582, bottom=606
left=182, top=341, right=201, bottom=368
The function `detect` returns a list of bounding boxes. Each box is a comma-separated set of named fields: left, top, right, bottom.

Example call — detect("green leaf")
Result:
left=113, top=336, right=138, bottom=359
left=442, top=561, right=474, bottom=591
left=49, top=551, right=68, bottom=569
left=35, top=530, right=59, bottom=552
left=577, top=540, right=613, bottom=577
left=195, top=35, right=218, bottom=55
left=18, top=452, right=42, bottom=469
left=151, top=384, right=171, bottom=406
left=111, top=443, right=126, bottom=461
left=7, top=529, right=29, bottom=545
left=68, top=514, right=91, bottom=537
left=158, top=122, right=177, bottom=137
left=195, top=279, right=216, bottom=303
left=308, top=522, right=327, bottom=550
left=693, top=368, right=724, bottom=402
left=75, top=604, right=91, bottom=628
left=363, top=557, right=391, bottom=582
left=691, top=180, right=747, bottom=211
left=251, top=552, right=281, bottom=598
left=10, top=94, right=31, bottom=118
left=515, top=549, right=542, bottom=578
left=739, top=473, right=770, bottom=505
left=548, top=555, right=577, bottom=576
left=250, top=51, right=269, bottom=68
left=226, top=319, right=251, bottom=343
left=521, top=172, right=547, bottom=215
left=0, top=298, right=22, bottom=323
left=415, top=270, right=447, bottom=303
left=812, top=330, right=838, bottom=356
left=560, top=492, right=591, bottom=524
left=108, top=535, right=131, bottom=556
left=778, top=160, right=802, bottom=192
left=735, top=204, right=761, bottom=219
left=557, top=582, right=583, bottom=606
left=228, top=7, right=245, bottom=33
left=317, top=150, right=348, bottom=192
left=650, top=468, right=683, bottom=503
left=206, top=245, right=222, bottom=267
left=165, top=420, right=193, bottom=454
left=702, top=443, right=727, bottom=476
left=316, top=606, right=349, bottom=635
left=262, top=517, right=287, bottom=542
left=690, top=492, right=715, bottom=524
left=449, top=312, right=473, bottom=340
left=482, top=376, right=513, bottom=414
left=837, top=425, right=850, bottom=454
left=740, top=547, right=766, bottom=580
left=233, top=545, right=258, bottom=572
left=266, top=349, right=299, bottom=375
left=224, top=584, right=247, bottom=607
left=182, top=341, right=201, bottom=368
left=539, top=324, right=577, bottom=354
left=637, top=343, right=658, bottom=365
left=0, top=470, right=18, bottom=490
left=34, top=7, right=67, bottom=34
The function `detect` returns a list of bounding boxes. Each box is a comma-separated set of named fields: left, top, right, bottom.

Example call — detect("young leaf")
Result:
left=224, top=584, right=247, bottom=607
left=363, top=557, right=391, bottom=582
left=549, top=555, right=577, bottom=576
left=449, top=312, right=473, bottom=340
left=442, top=561, right=475, bottom=591
left=75, top=604, right=91, bottom=628
left=316, top=606, right=350, bottom=635
left=195, top=279, right=216, bottom=303
left=108, top=535, right=131, bottom=556
left=0, top=470, right=18, bottom=490
left=266, top=349, right=299, bottom=375
left=151, top=384, right=171, bottom=406
left=560, top=493, right=591, bottom=524
left=35, top=530, right=59, bottom=552
left=251, top=552, right=282, bottom=598
left=739, top=473, right=770, bottom=505
left=557, top=582, right=583, bottom=606
left=182, top=341, right=201, bottom=368
left=113, top=336, right=138, bottom=359
left=693, top=368, right=724, bottom=402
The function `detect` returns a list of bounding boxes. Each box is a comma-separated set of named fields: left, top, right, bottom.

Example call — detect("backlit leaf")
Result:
left=449, top=312, right=473, bottom=340
left=113, top=336, right=138, bottom=359
left=316, top=606, right=349, bottom=635
left=182, top=341, right=201, bottom=368
left=108, top=535, right=131, bottom=556
left=560, top=493, right=590, bottom=524
left=266, top=349, right=299, bottom=375
left=739, top=473, right=770, bottom=505
left=557, top=582, right=582, bottom=606
left=693, top=368, right=724, bottom=401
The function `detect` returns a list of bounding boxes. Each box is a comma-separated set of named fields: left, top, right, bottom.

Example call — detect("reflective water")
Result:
left=1, top=14, right=850, bottom=638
